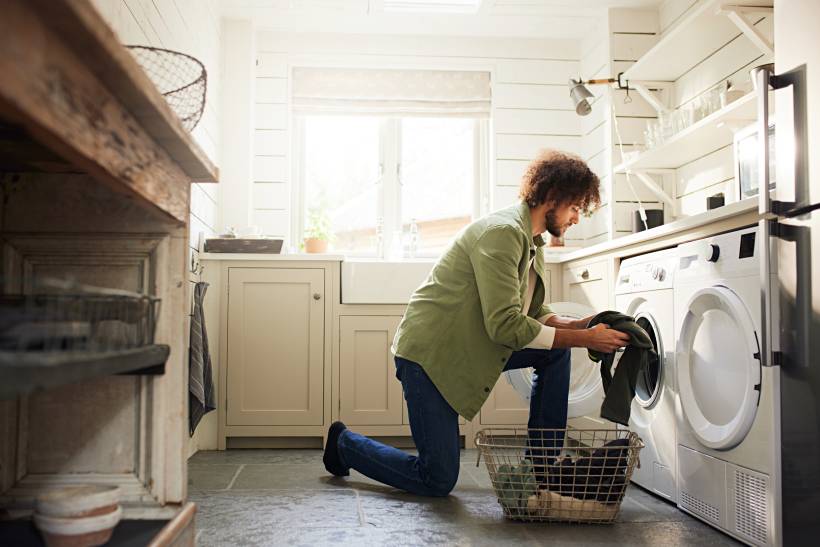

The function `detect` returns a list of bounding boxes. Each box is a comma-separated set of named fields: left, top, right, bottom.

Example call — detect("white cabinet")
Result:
left=563, top=260, right=610, bottom=312
left=226, top=267, right=325, bottom=427
left=338, top=316, right=404, bottom=425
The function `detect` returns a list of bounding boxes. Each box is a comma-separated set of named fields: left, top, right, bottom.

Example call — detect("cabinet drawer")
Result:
left=564, top=261, right=605, bottom=285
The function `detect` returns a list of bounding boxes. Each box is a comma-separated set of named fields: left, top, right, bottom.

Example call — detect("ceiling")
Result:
left=221, top=0, right=665, bottom=39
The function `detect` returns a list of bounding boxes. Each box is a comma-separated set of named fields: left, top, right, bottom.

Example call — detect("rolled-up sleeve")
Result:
left=524, top=324, right=556, bottom=349
left=469, top=226, right=542, bottom=350
left=537, top=303, right=554, bottom=321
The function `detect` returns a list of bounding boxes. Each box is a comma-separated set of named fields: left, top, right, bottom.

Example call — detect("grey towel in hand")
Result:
left=587, top=310, right=658, bottom=426
left=189, top=282, right=216, bottom=436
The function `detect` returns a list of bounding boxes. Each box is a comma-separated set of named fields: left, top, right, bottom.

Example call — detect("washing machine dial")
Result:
left=698, top=242, right=721, bottom=263
left=656, top=268, right=666, bottom=281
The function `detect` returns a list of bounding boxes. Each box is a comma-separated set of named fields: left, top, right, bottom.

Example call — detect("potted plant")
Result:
left=303, top=208, right=334, bottom=253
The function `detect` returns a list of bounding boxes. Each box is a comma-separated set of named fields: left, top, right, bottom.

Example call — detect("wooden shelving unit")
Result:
left=0, top=0, right=218, bottom=225
left=0, top=0, right=218, bottom=529
left=0, top=345, right=170, bottom=400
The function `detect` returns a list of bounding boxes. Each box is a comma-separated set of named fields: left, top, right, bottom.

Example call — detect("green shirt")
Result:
left=393, top=201, right=553, bottom=420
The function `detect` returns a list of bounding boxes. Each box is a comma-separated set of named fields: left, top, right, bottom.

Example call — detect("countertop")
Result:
left=200, top=197, right=759, bottom=266
left=200, top=252, right=345, bottom=261
left=555, top=197, right=758, bottom=263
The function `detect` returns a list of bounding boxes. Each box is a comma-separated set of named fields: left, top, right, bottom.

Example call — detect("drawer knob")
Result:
left=581, top=269, right=590, bottom=280
left=313, top=293, right=322, bottom=300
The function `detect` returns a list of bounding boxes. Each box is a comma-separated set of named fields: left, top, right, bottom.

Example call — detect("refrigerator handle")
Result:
left=758, top=217, right=776, bottom=367
left=751, top=63, right=777, bottom=367
left=752, top=63, right=775, bottom=218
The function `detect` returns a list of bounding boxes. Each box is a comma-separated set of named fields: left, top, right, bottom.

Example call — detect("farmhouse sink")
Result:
left=341, top=258, right=435, bottom=304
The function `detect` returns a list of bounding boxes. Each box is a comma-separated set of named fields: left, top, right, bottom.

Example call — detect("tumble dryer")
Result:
left=674, top=227, right=781, bottom=546
left=614, top=248, right=678, bottom=503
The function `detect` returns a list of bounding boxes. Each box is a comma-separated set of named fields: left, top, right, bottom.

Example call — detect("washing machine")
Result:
left=505, top=301, right=609, bottom=429
left=614, top=248, right=679, bottom=503
left=674, top=227, right=781, bottom=546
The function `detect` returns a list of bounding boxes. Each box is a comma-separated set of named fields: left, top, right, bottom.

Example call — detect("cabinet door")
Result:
left=339, top=316, right=403, bottom=425
left=227, top=268, right=325, bottom=426
left=563, top=261, right=609, bottom=311
left=480, top=377, right=530, bottom=425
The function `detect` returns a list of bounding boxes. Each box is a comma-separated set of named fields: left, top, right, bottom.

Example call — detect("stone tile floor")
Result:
left=188, top=449, right=740, bottom=546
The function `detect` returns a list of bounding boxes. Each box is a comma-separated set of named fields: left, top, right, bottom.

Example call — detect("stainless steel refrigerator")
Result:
left=754, top=0, right=820, bottom=543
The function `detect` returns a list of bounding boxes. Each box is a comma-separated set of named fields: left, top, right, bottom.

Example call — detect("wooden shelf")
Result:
left=0, top=1, right=218, bottom=225
left=622, top=0, right=773, bottom=83
left=0, top=502, right=195, bottom=546
left=614, top=92, right=757, bottom=173
left=0, top=345, right=169, bottom=400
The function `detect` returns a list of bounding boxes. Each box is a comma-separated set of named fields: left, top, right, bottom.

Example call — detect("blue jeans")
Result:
left=336, top=348, right=572, bottom=496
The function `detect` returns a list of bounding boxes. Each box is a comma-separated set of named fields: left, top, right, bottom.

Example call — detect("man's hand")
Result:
left=584, top=324, right=630, bottom=353
left=551, top=323, right=630, bottom=351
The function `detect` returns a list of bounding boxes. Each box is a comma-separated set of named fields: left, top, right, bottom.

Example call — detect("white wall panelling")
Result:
left=496, top=135, right=582, bottom=160
left=494, top=109, right=580, bottom=136
left=252, top=210, right=290, bottom=238
left=254, top=130, right=289, bottom=156
left=493, top=84, right=571, bottom=110
left=256, top=78, right=289, bottom=103
left=495, top=160, right=530, bottom=187
left=253, top=182, right=289, bottom=208
left=253, top=156, right=288, bottom=183
left=255, top=104, right=289, bottom=129
left=221, top=18, right=256, bottom=235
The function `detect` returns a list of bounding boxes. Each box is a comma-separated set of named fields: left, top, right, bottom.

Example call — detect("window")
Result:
left=297, top=115, right=486, bottom=257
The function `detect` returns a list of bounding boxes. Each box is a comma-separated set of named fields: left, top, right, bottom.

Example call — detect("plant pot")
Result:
left=304, top=238, right=328, bottom=254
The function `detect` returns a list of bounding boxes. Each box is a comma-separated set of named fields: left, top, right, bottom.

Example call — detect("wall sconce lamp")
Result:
left=569, top=73, right=628, bottom=116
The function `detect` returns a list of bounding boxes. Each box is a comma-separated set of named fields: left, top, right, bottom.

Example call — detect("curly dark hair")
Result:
left=518, top=149, right=601, bottom=214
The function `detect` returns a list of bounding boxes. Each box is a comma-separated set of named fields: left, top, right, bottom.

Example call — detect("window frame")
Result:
left=292, top=114, right=489, bottom=258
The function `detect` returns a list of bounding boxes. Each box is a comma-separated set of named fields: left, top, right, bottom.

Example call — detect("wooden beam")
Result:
left=33, top=0, right=218, bottom=183
left=0, top=1, right=196, bottom=224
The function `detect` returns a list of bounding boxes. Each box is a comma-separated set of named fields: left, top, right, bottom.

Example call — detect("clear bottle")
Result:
left=375, top=217, right=384, bottom=258
left=408, top=218, right=419, bottom=258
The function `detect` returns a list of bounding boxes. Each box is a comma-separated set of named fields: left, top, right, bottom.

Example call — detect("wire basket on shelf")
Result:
left=0, top=279, right=161, bottom=353
left=475, top=427, right=644, bottom=524
left=126, top=45, right=207, bottom=131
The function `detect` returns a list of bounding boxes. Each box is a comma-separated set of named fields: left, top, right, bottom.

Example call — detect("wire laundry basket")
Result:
left=475, top=427, right=644, bottom=524
left=127, top=45, right=207, bottom=131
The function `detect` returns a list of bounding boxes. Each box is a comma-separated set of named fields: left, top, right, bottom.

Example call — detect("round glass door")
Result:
left=677, top=286, right=761, bottom=450
left=504, top=302, right=602, bottom=418
left=634, top=313, right=662, bottom=408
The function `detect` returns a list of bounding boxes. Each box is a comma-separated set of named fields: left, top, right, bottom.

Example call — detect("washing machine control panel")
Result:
left=616, top=253, right=676, bottom=293
left=677, top=227, right=762, bottom=282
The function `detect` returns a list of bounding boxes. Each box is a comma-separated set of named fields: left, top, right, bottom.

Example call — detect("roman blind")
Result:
left=291, top=67, right=491, bottom=117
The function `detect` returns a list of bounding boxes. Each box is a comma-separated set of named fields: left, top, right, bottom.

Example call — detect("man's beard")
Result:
left=544, top=207, right=563, bottom=238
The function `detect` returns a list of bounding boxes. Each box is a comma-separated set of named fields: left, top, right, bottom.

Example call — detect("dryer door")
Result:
left=617, top=296, right=666, bottom=410
left=504, top=301, right=602, bottom=418
left=677, top=286, right=762, bottom=450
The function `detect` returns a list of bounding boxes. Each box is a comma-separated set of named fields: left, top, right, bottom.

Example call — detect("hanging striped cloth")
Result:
left=189, top=281, right=215, bottom=436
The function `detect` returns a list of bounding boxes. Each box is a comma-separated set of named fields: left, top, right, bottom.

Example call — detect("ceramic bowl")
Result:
left=34, top=505, right=122, bottom=547
left=36, top=485, right=120, bottom=518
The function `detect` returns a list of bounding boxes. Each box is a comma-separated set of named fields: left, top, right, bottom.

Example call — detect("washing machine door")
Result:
left=614, top=310, right=664, bottom=410
left=677, top=286, right=761, bottom=450
left=504, top=301, right=602, bottom=418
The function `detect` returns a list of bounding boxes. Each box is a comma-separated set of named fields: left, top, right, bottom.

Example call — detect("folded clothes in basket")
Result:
left=494, top=459, right=537, bottom=512
left=526, top=489, right=619, bottom=521
left=543, top=438, right=630, bottom=504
